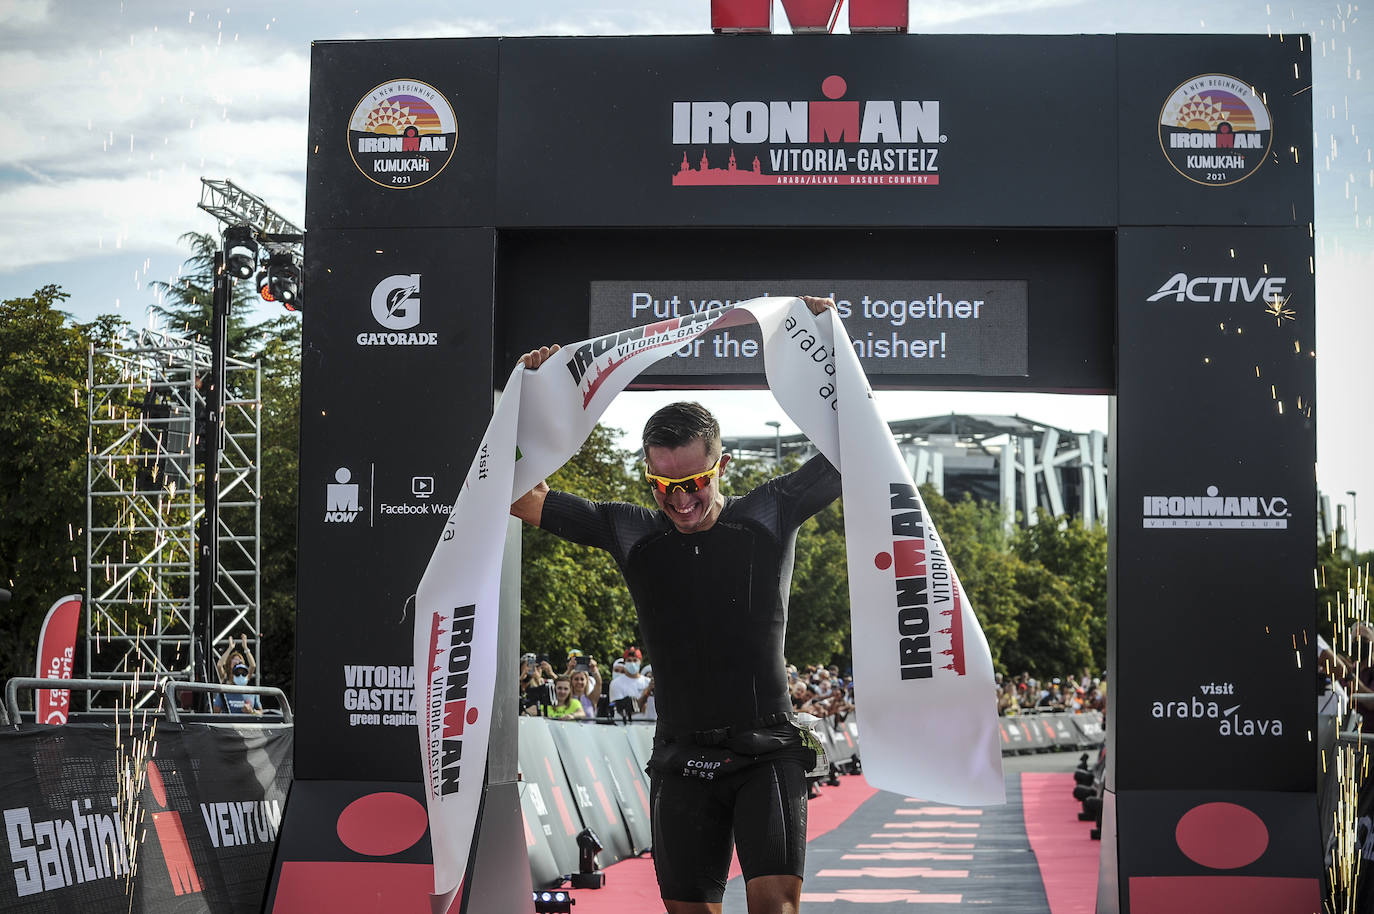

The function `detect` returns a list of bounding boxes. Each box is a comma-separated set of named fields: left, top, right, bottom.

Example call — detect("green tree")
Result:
left=0, top=286, right=90, bottom=682
left=786, top=498, right=851, bottom=669
left=995, top=561, right=1096, bottom=679
left=1013, top=508, right=1108, bottom=673
left=256, top=334, right=300, bottom=694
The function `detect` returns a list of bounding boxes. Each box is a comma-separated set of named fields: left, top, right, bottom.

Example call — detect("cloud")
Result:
left=0, top=19, right=308, bottom=273
left=0, top=109, right=306, bottom=274
left=886, top=0, right=1084, bottom=30
left=0, top=172, right=206, bottom=272
left=0, top=0, right=49, bottom=29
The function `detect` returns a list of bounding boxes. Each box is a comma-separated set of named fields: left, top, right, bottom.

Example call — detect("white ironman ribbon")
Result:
left=416, top=297, right=1004, bottom=909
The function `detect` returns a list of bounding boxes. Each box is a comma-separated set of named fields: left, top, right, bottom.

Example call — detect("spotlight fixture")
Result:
left=256, top=266, right=274, bottom=302
left=570, top=828, right=605, bottom=889
left=266, top=251, right=301, bottom=310
left=223, top=224, right=258, bottom=279
left=532, top=889, right=575, bottom=913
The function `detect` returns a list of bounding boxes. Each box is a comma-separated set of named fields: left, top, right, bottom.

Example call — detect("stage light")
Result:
left=532, top=889, right=574, bottom=912
left=570, top=828, right=605, bottom=889
left=256, top=266, right=274, bottom=302
left=267, top=251, right=301, bottom=310
left=223, top=224, right=258, bottom=279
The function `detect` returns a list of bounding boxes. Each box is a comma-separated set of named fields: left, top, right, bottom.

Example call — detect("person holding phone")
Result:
left=565, top=651, right=602, bottom=717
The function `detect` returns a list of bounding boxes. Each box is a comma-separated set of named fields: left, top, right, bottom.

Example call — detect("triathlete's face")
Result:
left=645, top=440, right=730, bottom=534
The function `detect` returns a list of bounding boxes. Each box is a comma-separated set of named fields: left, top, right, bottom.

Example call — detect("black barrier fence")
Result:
left=997, top=710, right=1106, bottom=755
left=1, top=697, right=1102, bottom=908
left=0, top=720, right=293, bottom=914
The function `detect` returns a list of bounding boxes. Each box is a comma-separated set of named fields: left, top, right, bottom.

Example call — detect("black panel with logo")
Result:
left=1113, top=226, right=1315, bottom=794
left=306, top=40, right=499, bottom=229
left=495, top=35, right=1117, bottom=228
left=295, top=227, right=495, bottom=781
left=1117, top=34, right=1313, bottom=227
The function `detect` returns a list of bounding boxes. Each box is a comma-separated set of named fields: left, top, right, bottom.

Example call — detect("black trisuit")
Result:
left=541, top=454, right=841, bottom=903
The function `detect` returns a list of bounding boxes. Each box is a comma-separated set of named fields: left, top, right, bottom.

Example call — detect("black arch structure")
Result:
left=270, top=33, right=1318, bottom=913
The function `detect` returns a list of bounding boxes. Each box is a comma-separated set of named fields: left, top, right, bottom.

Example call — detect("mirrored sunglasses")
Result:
left=644, top=457, right=721, bottom=495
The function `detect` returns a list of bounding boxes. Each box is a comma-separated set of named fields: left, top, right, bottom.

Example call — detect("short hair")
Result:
left=643, top=402, right=721, bottom=456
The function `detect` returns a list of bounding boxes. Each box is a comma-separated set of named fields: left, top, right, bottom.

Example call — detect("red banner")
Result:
left=34, top=594, right=80, bottom=724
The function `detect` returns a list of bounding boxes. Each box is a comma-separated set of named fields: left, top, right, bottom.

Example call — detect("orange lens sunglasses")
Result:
left=644, top=457, right=722, bottom=495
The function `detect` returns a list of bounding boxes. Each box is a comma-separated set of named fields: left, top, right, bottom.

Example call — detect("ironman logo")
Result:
left=348, top=79, right=458, bottom=189
left=1157, top=73, right=1272, bottom=187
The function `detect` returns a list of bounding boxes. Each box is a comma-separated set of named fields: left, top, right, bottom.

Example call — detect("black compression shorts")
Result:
left=649, top=757, right=809, bottom=904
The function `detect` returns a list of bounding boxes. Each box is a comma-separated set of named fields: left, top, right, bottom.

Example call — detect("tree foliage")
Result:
left=1012, top=508, right=1108, bottom=673
left=256, top=333, right=300, bottom=693
left=0, top=286, right=90, bottom=682
left=0, top=226, right=305, bottom=692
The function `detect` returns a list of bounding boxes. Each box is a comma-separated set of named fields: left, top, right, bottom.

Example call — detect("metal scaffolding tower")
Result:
left=85, top=327, right=261, bottom=702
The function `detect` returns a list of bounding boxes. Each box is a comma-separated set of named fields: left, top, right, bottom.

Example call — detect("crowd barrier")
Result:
left=0, top=718, right=293, bottom=913
left=1, top=678, right=293, bottom=914
left=1, top=679, right=1104, bottom=909
left=997, top=709, right=1105, bottom=753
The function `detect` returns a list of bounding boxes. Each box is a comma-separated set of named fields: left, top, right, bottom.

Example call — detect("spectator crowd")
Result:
left=996, top=668, right=1106, bottom=716
left=518, top=647, right=855, bottom=723
left=518, top=645, right=1108, bottom=723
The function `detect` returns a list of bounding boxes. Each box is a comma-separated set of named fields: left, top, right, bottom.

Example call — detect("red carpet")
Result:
left=1020, top=772, right=1098, bottom=914
left=564, top=774, right=878, bottom=914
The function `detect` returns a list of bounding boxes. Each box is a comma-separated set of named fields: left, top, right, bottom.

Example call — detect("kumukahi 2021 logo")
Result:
left=348, top=79, right=457, bottom=189
left=1157, top=74, right=1272, bottom=187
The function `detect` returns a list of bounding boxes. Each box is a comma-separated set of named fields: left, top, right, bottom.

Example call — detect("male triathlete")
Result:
left=511, top=296, right=839, bottom=914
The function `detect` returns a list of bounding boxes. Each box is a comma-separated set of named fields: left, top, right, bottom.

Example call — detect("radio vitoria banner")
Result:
left=414, top=297, right=1004, bottom=908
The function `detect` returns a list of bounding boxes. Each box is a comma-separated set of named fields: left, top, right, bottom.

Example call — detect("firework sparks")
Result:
left=1264, top=293, right=1297, bottom=326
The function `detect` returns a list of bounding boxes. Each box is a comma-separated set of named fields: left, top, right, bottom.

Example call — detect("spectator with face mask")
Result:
left=609, top=657, right=652, bottom=717
left=214, top=634, right=261, bottom=715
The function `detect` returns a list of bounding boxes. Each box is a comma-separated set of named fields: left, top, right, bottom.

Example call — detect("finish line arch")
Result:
left=274, top=32, right=1317, bottom=913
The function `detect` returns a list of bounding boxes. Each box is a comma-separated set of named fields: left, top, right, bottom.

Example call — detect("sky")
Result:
left=0, top=0, right=1370, bottom=545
